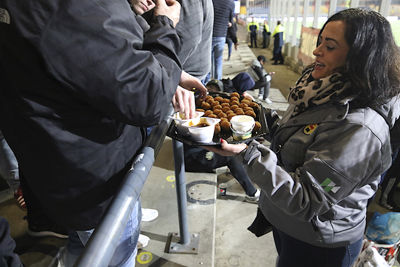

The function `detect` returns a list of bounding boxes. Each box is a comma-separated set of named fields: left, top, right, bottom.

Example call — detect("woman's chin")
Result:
left=311, top=70, right=326, bottom=80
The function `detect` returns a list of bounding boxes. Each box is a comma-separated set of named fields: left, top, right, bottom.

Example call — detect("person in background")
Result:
left=176, top=0, right=213, bottom=83
left=206, top=8, right=400, bottom=267
left=0, top=0, right=202, bottom=266
left=248, top=55, right=274, bottom=104
left=247, top=17, right=259, bottom=48
left=209, top=0, right=234, bottom=81
left=271, top=20, right=284, bottom=65
left=183, top=145, right=260, bottom=203
left=226, top=17, right=238, bottom=61
left=207, top=72, right=256, bottom=100
left=262, top=20, right=271, bottom=48
left=0, top=132, right=69, bottom=239
left=0, top=131, right=23, bottom=209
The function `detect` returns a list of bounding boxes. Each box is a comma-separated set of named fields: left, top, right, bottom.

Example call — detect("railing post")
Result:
left=172, top=140, right=190, bottom=244
left=165, top=140, right=199, bottom=254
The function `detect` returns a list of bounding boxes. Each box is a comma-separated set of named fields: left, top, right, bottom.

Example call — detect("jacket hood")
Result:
left=373, top=96, right=400, bottom=129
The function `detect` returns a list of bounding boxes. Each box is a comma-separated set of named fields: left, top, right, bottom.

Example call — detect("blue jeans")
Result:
left=61, top=200, right=141, bottom=267
left=211, top=37, right=226, bottom=80
left=0, top=131, right=19, bottom=192
left=273, top=227, right=363, bottom=267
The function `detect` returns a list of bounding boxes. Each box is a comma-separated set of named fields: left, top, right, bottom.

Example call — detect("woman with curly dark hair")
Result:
left=207, top=8, right=400, bottom=267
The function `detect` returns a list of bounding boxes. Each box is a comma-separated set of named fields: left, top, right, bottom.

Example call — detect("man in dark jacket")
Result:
left=0, top=0, right=203, bottom=265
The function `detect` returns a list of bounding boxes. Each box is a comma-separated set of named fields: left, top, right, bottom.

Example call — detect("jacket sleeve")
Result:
left=40, top=0, right=181, bottom=126
left=239, top=121, right=387, bottom=222
left=252, top=65, right=264, bottom=81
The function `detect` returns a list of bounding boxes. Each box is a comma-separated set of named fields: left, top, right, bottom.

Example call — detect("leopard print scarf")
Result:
left=288, top=68, right=352, bottom=117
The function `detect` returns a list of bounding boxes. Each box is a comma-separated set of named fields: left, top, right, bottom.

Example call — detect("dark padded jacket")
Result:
left=0, top=0, right=181, bottom=230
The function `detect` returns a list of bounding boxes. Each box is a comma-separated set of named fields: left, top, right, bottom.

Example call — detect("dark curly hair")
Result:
left=318, top=8, right=400, bottom=107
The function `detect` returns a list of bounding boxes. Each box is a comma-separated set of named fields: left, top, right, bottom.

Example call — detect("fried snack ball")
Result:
left=230, top=104, right=239, bottom=110
left=220, top=117, right=229, bottom=123
left=220, top=120, right=231, bottom=132
left=213, top=109, right=223, bottom=115
left=210, top=100, right=219, bottom=107
left=245, top=110, right=256, bottom=118
left=231, top=100, right=240, bottom=106
left=214, top=123, right=221, bottom=135
left=206, top=95, right=213, bottom=101
left=206, top=98, right=214, bottom=104
left=214, top=96, right=224, bottom=102
left=204, top=110, right=214, bottom=117
left=244, top=95, right=253, bottom=101
left=234, top=108, right=243, bottom=113
left=231, top=92, right=240, bottom=98
left=222, top=106, right=231, bottom=113
left=230, top=96, right=239, bottom=102
left=221, top=98, right=230, bottom=104
left=227, top=113, right=236, bottom=121
left=218, top=112, right=227, bottom=119
left=208, top=113, right=218, bottom=118
left=253, top=121, right=261, bottom=132
left=201, top=101, right=211, bottom=110
left=249, top=102, right=260, bottom=109
left=235, top=109, right=245, bottom=115
left=240, top=103, right=249, bottom=109
left=196, top=108, right=205, bottom=112
left=241, top=99, right=251, bottom=105
left=221, top=103, right=230, bottom=107
left=244, top=107, right=254, bottom=112
left=213, top=104, right=222, bottom=110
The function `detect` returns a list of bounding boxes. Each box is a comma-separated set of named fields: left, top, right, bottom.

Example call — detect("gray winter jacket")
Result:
left=239, top=97, right=400, bottom=247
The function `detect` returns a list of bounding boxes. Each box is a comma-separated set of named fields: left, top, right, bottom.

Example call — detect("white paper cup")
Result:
left=182, top=117, right=220, bottom=143
left=171, top=111, right=204, bottom=136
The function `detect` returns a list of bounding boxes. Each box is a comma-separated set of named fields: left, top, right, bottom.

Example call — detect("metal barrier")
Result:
left=75, top=107, right=175, bottom=267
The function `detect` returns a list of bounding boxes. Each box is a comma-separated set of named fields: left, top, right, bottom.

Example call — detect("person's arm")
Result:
left=252, top=65, right=265, bottom=81
left=229, top=1, right=234, bottom=24
left=40, top=0, right=182, bottom=126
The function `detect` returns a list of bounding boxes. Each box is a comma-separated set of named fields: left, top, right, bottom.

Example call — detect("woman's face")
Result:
left=312, top=20, right=350, bottom=79
left=130, top=0, right=155, bottom=15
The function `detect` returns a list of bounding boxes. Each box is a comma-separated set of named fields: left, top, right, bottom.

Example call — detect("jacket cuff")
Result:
left=239, top=140, right=261, bottom=164
left=152, top=15, right=175, bottom=29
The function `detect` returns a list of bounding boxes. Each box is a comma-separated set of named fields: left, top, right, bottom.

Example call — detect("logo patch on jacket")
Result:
left=320, top=178, right=340, bottom=194
left=304, top=124, right=318, bottom=135
left=0, top=8, right=10, bottom=24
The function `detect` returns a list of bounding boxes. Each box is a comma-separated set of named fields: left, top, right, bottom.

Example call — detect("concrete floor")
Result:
left=1, top=24, right=399, bottom=267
